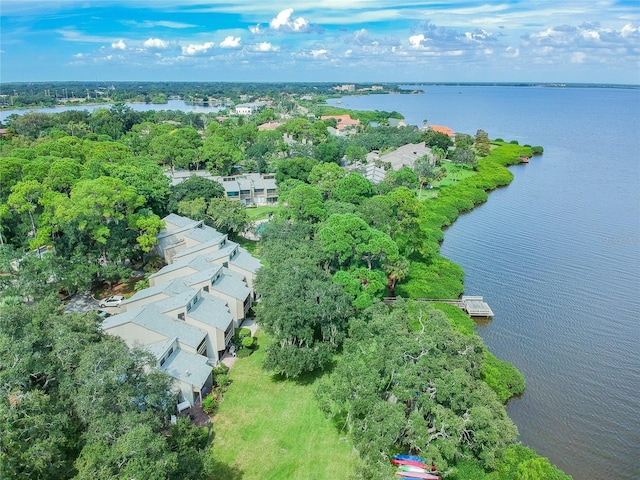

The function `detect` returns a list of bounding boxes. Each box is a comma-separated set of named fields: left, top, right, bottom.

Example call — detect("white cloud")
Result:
left=522, top=22, right=640, bottom=56
left=124, top=20, right=196, bottom=29
left=111, top=39, right=126, bottom=50
left=182, top=42, right=215, bottom=55
left=409, top=34, right=428, bottom=49
left=143, top=38, right=168, bottom=49
left=254, top=42, right=278, bottom=52
left=56, top=29, right=117, bottom=44
left=269, top=8, right=310, bottom=33
left=249, top=24, right=265, bottom=35
left=571, top=52, right=587, bottom=63
left=503, top=46, right=520, bottom=58
left=620, top=24, right=639, bottom=39
left=220, top=36, right=241, bottom=48
left=311, top=49, right=328, bottom=58
left=464, top=29, right=494, bottom=42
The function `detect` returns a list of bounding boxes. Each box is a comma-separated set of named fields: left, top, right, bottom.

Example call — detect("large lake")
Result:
left=0, top=99, right=222, bottom=123
left=329, top=86, right=640, bottom=480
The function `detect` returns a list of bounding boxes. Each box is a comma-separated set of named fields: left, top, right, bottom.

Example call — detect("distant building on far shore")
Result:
left=333, top=84, right=356, bottom=92
left=235, top=101, right=267, bottom=115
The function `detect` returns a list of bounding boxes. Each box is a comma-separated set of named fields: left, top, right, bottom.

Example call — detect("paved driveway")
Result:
left=64, top=292, right=123, bottom=316
left=64, top=292, right=99, bottom=313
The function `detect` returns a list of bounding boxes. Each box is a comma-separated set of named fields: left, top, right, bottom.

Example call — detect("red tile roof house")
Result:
left=428, top=125, right=456, bottom=141
left=320, top=114, right=361, bottom=131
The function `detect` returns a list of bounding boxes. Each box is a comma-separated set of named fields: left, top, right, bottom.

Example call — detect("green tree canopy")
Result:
left=254, top=256, right=353, bottom=378
left=307, top=162, right=346, bottom=199
left=280, top=184, right=327, bottom=224
left=317, top=301, right=517, bottom=478
left=167, top=175, right=225, bottom=213
left=452, top=148, right=478, bottom=169
left=275, top=156, right=318, bottom=184
left=331, top=172, right=374, bottom=204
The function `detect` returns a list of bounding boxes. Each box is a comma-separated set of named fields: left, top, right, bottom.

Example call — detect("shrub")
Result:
left=134, top=277, right=149, bottom=291
left=236, top=327, right=252, bottom=338
left=212, top=363, right=229, bottom=376
left=202, top=393, right=218, bottom=414
left=215, top=373, right=231, bottom=388
left=236, top=348, right=253, bottom=358
left=144, top=254, right=165, bottom=272
left=233, top=328, right=252, bottom=344
left=242, top=336, right=256, bottom=349
left=481, top=350, right=526, bottom=402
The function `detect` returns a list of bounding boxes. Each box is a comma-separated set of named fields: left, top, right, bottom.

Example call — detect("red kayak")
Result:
left=391, top=458, right=428, bottom=469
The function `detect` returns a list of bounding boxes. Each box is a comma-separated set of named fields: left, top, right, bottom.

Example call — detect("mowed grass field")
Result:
left=210, top=332, right=360, bottom=480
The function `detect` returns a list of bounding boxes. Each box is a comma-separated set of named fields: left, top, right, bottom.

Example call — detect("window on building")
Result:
left=197, top=339, right=207, bottom=356
left=178, top=312, right=185, bottom=321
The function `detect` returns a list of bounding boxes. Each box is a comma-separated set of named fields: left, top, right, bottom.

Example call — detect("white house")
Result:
left=235, top=101, right=267, bottom=116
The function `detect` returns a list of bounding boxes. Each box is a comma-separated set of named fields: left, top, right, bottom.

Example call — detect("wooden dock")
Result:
left=461, top=296, right=494, bottom=317
left=382, top=296, right=494, bottom=318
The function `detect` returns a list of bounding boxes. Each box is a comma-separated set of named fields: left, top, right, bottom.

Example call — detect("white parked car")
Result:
left=98, top=295, right=125, bottom=308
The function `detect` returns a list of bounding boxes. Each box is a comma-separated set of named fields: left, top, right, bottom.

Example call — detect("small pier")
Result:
left=460, top=296, right=494, bottom=317
left=382, top=296, right=494, bottom=318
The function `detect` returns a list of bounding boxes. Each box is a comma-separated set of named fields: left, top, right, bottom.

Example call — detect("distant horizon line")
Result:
left=1, top=80, right=639, bottom=88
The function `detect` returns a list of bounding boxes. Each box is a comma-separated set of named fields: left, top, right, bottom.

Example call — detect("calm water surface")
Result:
left=329, top=86, right=640, bottom=480
left=0, top=99, right=221, bottom=122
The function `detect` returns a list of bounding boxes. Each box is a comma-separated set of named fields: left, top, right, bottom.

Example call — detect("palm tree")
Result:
left=385, top=257, right=410, bottom=297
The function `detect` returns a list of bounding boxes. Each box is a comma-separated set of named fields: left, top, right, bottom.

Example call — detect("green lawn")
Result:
left=210, top=332, right=360, bottom=480
left=433, top=161, right=476, bottom=188
left=245, top=205, right=280, bottom=220
left=233, top=235, right=260, bottom=257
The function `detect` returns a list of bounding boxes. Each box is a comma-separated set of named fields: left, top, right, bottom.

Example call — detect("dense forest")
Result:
left=0, top=89, right=568, bottom=479
left=0, top=82, right=402, bottom=109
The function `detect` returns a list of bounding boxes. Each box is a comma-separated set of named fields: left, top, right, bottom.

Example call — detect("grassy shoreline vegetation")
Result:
left=0, top=89, right=569, bottom=479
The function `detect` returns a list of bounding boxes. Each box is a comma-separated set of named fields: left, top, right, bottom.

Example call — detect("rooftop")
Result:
left=161, top=348, right=212, bottom=387
left=429, top=125, right=456, bottom=137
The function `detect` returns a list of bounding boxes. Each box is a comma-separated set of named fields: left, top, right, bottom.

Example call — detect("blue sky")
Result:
left=1, top=1, right=639, bottom=84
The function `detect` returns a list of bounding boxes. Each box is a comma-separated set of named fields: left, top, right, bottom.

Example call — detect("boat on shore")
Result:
left=391, top=458, right=428, bottom=469
left=398, top=464, right=428, bottom=473
left=393, top=454, right=427, bottom=463
left=396, top=470, right=440, bottom=480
